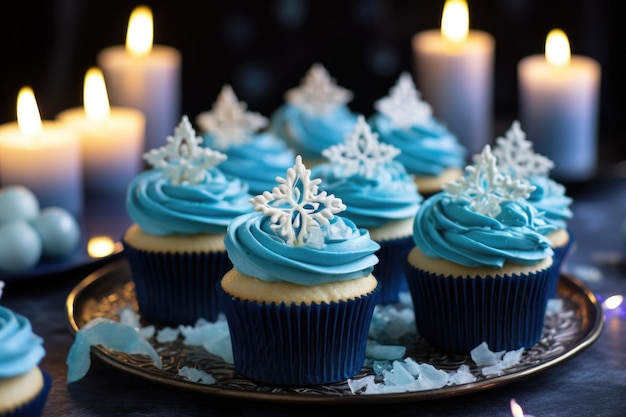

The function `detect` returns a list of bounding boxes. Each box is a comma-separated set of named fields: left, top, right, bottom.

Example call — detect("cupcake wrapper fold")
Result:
left=404, top=263, right=553, bottom=354
left=546, top=228, right=575, bottom=299
left=123, top=240, right=232, bottom=325
left=373, top=235, right=414, bottom=304
left=217, top=282, right=379, bottom=386
left=2, top=369, right=51, bottom=417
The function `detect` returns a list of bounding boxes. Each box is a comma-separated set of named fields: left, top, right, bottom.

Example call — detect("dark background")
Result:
left=1, top=0, right=622, bottom=168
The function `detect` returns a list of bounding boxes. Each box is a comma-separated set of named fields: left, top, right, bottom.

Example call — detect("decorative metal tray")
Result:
left=65, top=259, right=604, bottom=404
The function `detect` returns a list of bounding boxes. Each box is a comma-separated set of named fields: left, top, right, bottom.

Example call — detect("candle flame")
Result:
left=126, top=5, right=153, bottom=57
left=17, top=86, right=43, bottom=139
left=545, top=29, right=571, bottom=67
left=84, top=67, right=111, bottom=121
left=441, top=0, right=469, bottom=43
left=87, top=236, right=117, bottom=258
left=603, top=294, right=624, bottom=310
left=510, top=399, right=525, bottom=417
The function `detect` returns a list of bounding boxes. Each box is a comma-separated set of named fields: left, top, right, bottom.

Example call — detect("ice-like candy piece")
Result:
left=470, top=341, right=502, bottom=366
left=365, top=340, right=406, bottom=360
left=180, top=316, right=233, bottom=364
left=178, top=366, right=216, bottom=385
left=448, top=364, right=477, bottom=385
left=156, top=326, right=180, bottom=343
left=66, top=318, right=162, bottom=383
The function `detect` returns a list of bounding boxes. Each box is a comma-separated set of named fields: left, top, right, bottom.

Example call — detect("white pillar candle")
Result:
left=0, top=87, right=83, bottom=214
left=97, top=5, right=181, bottom=153
left=518, top=29, right=600, bottom=182
left=57, top=67, right=145, bottom=195
left=412, top=0, right=494, bottom=158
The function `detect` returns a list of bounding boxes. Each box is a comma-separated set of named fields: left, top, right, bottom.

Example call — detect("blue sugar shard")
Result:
left=180, top=316, right=233, bottom=363
left=66, top=318, right=162, bottom=383
left=470, top=341, right=500, bottom=366
left=546, top=298, right=564, bottom=315
left=501, top=348, right=524, bottom=368
left=156, top=326, right=180, bottom=343
left=372, top=360, right=392, bottom=375
left=414, top=363, right=449, bottom=390
left=448, top=364, right=477, bottom=385
left=178, top=366, right=216, bottom=385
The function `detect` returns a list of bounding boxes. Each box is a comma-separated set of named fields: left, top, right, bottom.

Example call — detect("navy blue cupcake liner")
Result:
left=404, top=262, right=553, bottom=354
left=122, top=240, right=232, bottom=325
left=546, top=228, right=575, bottom=299
left=217, top=281, right=380, bottom=386
left=373, top=235, right=414, bottom=304
left=2, top=369, right=51, bottom=417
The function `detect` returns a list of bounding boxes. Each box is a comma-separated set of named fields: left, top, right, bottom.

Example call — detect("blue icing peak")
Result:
left=369, top=73, right=465, bottom=176
left=0, top=305, right=45, bottom=378
left=413, top=145, right=554, bottom=268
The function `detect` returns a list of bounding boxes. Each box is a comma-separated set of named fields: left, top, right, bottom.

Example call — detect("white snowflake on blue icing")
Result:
left=285, top=63, right=353, bottom=116
left=144, top=115, right=227, bottom=185
left=250, top=155, right=346, bottom=246
left=374, top=72, right=433, bottom=129
left=195, top=85, right=268, bottom=150
left=443, top=145, right=535, bottom=218
left=492, top=120, right=554, bottom=179
left=322, top=115, right=400, bottom=179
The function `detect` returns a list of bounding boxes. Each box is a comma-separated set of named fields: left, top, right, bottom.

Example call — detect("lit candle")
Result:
left=411, top=0, right=495, bottom=157
left=510, top=399, right=535, bottom=417
left=57, top=67, right=145, bottom=195
left=518, top=29, right=601, bottom=182
left=97, top=5, right=181, bottom=152
left=0, top=87, right=83, bottom=214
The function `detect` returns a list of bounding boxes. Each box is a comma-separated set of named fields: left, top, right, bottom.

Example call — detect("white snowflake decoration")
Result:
left=374, top=72, right=433, bottom=128
left=195, top=85, right=268, bottom=150
left=492, top=120, right=554, bottom=179
left=322, top=115, right=400, bottom=179
left=442, top=145, right=535, bottom=218
left=285, top=63, right=353, bottom=115
left=251, top=155, right=346, bottom=246
left=144, top=115, right=227, bottom=185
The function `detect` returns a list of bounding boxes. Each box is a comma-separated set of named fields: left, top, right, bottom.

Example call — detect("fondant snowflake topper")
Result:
left=285, top=63, right=353, bottom=116
left=443, top=145, right=535, bottom=218
left=143, top=115, right=227, bottom=185
left=322, top=115, right=400, bottom=179
left=251, top=155, right=346, bottom=246
left=374, top=72, right=433, bottom=128
left=492, top=120, right=554, bottom=179
left=195, top=85, right=268, bottom=150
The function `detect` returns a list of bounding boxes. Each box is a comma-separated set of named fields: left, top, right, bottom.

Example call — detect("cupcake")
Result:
left=122, top=115, right=254, bottom=325
left=405, top=146, right=556, bottom=354
left=218, top=156, right=381, bottom=385
left=369, top=72, right=466, bottom=195
left=196, top=85, right=296, bottom=195
left=268, top=63, right=358, bottom=167
left=492, top=121, right=574, bottom=298
left=311, top=115, right=422, bottom=304
left=0, top=282, right=51, bottom=417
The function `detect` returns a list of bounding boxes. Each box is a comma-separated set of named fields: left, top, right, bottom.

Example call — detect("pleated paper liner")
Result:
left=372, top=234, right=414, bottom=305
left=546, top=228, right=575, bottom=299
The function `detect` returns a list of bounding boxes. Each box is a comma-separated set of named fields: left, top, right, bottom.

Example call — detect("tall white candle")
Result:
left=57, top=67, right=146, bottom=194
left=411, top=0, right=494, bottom=158
left=0, top=87, right=83, bottom=214
left=97, top=5, right=181, bottom=152
left=518, top=29, right=600, bottom=182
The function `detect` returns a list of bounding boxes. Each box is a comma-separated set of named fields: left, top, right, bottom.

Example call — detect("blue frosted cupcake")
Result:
left=0, top=282, right=51, bottom=417
left=405, top=146, right=556, bottom=353
left=493, top=121, right=574, bottom=298
left=122, top=116, right=254, bottom=325
left=311, top=115, right=422, bottom=304
left=268, top=63, right=358, bottom=167
left=218, top=156, right=380, bottom=385
left=369, top=72, right=466, bottom=195
left=196, top=85, right=296, bottom=195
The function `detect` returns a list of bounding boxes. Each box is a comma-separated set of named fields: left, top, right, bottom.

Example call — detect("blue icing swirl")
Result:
left=202, top=132, right=296, bottom=196
left=0, top=306, right=45, bottom=378
left=225, top=212, right=380, bottom=285
left=413, top=192, right=554, bottom=268
left=369, top=114, right=465, bottom=176
left=126, top=169, right=253, bottom=235
left=311, top=161, right=422, bottom=228
left=527, top=175, right=573, bottom=230
left=269, top=104, right=358, bottom=159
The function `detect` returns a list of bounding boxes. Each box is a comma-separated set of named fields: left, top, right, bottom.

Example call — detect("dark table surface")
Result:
left=2, top=175, right=626, bottom=417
